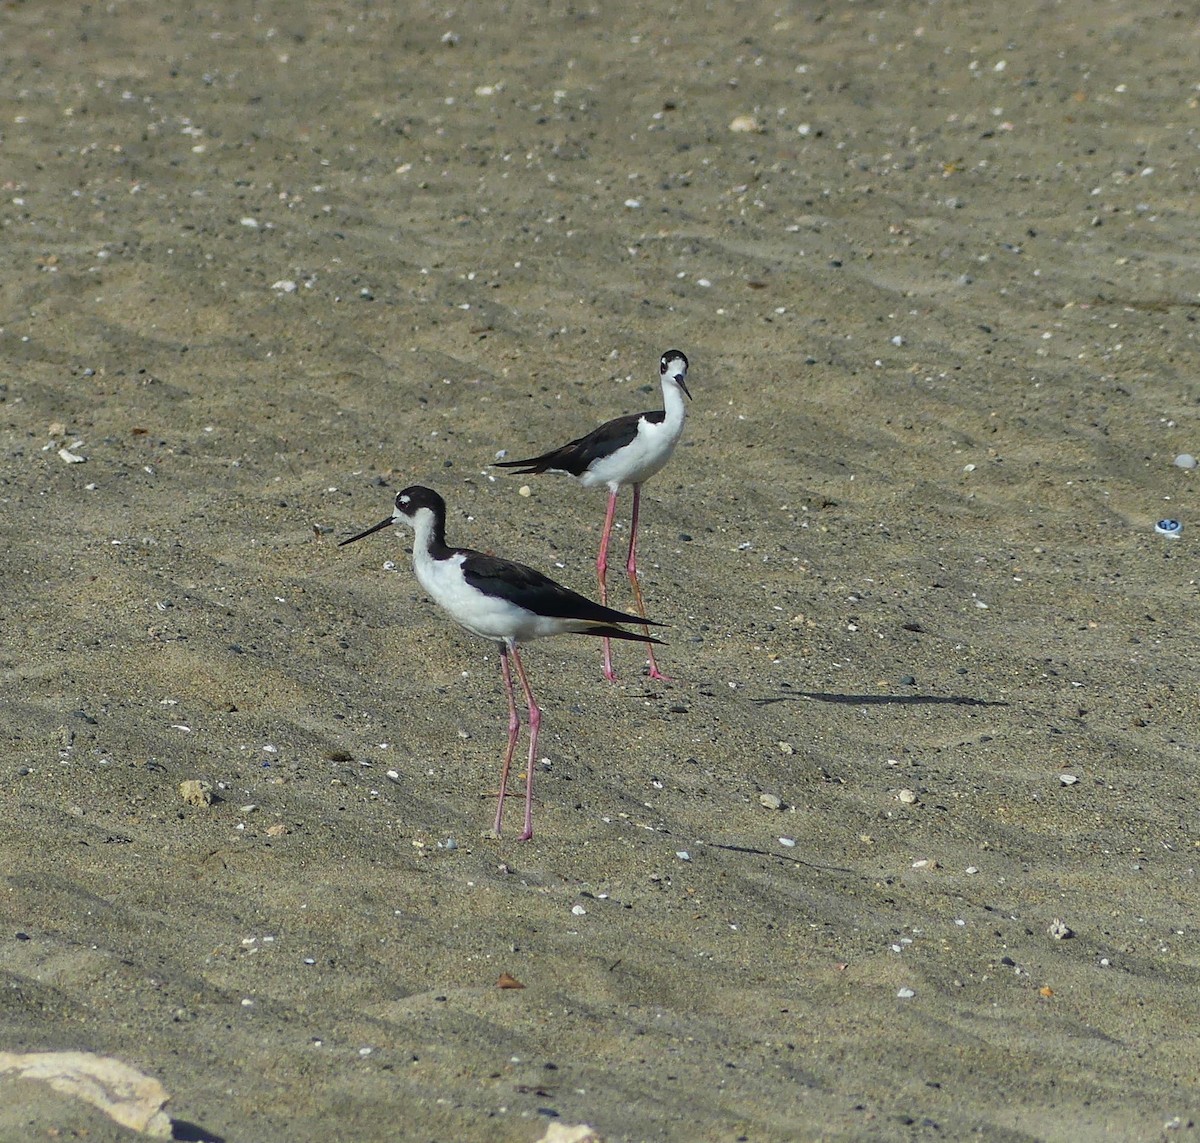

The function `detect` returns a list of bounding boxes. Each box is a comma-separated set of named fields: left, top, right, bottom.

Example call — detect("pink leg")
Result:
left=596, top=488, right=620, bottom=682
left=508, top=643, right=541, bottom=842
left=492, top=645, right=522, bottom=837
left=626, top=484, right=671, bottom=681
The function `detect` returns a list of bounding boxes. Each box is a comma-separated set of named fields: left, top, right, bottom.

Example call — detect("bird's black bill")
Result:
left=679, top=377, right=692, bottom=400
left=338, top=517, right=394, bottom=547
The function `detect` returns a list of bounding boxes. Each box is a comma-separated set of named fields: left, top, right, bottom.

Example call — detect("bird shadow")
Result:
left=751, top=691, right=1008, bottom=708
left=172, top=1120, right=226, bottom=1142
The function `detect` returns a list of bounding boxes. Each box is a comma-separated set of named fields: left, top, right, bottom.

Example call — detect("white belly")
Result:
left=580, top=416, right=684, bottom=489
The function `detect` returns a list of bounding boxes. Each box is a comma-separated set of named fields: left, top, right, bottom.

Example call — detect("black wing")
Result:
left=459, top=549, right=663, bottom=630
left=494, top=410, right=659, bottom=477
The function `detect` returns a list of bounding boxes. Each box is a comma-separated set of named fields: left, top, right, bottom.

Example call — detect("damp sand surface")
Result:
left=2, top=4, right=1198, bottom=1141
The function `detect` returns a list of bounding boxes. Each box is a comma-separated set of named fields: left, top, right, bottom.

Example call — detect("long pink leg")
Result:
left=626, top=484, right=671, bottom=681
left=596, top=488, right=620, bottom=681
left=492, top=645, right=522, bottom=836
left=508, top=643, right=541, bottom=841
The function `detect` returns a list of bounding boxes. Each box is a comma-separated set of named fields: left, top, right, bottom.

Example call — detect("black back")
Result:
left=460, top=550, right=661, bottom=629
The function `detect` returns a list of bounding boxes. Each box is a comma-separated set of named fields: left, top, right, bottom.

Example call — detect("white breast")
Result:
left=581, top=414, right=685, bottom=490
left=412, top=550, right=568, bottom=643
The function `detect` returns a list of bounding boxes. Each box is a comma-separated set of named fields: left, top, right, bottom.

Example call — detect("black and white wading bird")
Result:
left=494, top=349, right=691, bottom=682
left=339, top=486, right=664, bottom=841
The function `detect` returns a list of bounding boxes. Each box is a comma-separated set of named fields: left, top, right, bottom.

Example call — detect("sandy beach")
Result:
left=2, top=2, right=1199, bottom=1140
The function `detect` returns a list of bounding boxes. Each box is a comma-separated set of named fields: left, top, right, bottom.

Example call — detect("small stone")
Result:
left=897, top=788, right=919, bottom=804
left=729, top=114, right=764, bottom=133
left=1174, top=454, right=1197, bottom=469
left=571, top=904, right=587, bottom=916
left=179, top=779, right=213, bottom=807
left=778, top=837, right=796, bottom=848
left=777, top=741, right=794, bottom=755
left=1059, top=773, right=1078, bottom=786
left=676, top=851, right=690, bottom=861
left=896, top=987, right=916, bottom=999
left=1048, top=918, right=1074, bottom=940
left=758, top=793, right=782, bottom=811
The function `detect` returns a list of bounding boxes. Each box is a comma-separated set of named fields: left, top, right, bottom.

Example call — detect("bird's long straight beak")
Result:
left=338, top=517, right=394, bottom=547
left=679, top=377, right=692, bottom=400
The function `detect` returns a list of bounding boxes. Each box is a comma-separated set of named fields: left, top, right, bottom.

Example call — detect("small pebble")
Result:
left=571, top=904, right=587, bottom=916
left=778, top=837, right=796, bottom=848
left=179, top=779, right=213, bottom=807
left=758, top=793, right=782, bottom=811
left=729, top=114, right=764, bottom=133
left=676, top=851, right=690, bottom=861
left=1048, top=918, right=1074, bottom=940
left=896, top=988, right=915, bottom=999
left=897, top=788, right=919, bottom=804
left=1058, top=773, right=1078, bottom=786
left=1174, top=453, right=1197, bottom=469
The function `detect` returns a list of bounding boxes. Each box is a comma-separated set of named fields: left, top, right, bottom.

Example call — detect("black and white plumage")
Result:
left=339, top=485, right=663, bottom=841
left=494, top=349, right=690, bottom=682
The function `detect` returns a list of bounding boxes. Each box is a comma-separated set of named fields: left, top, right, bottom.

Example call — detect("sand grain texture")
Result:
left=2, top=3, right=1198, bottom=1141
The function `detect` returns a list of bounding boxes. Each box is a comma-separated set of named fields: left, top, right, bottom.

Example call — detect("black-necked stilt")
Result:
left=339, top=485, right=664, bottom=842
left=494, top=349, right=690, bottom=682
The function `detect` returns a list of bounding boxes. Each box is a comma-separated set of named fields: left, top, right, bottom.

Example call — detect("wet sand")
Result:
left=2, top=2, right=1199, bottom=1140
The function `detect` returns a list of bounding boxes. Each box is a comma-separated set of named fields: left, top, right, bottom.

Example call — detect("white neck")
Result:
left=660, top=376, right=689, bottom=435
left=406, top=507, right=445, bottom=591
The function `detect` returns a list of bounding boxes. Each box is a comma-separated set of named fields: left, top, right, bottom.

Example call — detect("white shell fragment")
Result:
left=0, top=1050, right=172, bottom=1137
left=1059, top=773, right=1079, bottom=786
left=1155, top=518, right=1182, bottom=538
left=58, top=445, right=87, bottom=463
left=533, top=1123, right=604, bottom=1143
